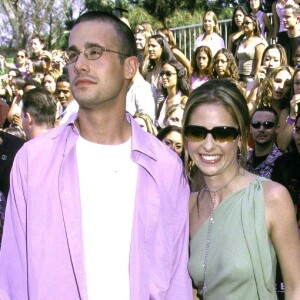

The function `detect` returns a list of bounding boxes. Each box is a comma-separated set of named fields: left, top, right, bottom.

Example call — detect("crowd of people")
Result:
left=0, top=1, right=299, bottom=299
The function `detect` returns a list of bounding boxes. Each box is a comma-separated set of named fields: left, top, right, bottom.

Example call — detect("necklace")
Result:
left=198, top=168, right=240, bottom=300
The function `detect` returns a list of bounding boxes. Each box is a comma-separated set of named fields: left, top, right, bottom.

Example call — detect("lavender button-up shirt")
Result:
left=0, top=114, right=192, bottom=299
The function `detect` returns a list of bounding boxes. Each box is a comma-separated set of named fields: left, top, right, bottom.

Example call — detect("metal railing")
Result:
left=171, top=13, right=273, bottom=61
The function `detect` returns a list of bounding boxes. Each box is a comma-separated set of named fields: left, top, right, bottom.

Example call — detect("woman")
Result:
left=250, top=0, right=273, bottom=43
left=156, top=28, right=192, bottom=77
left=227, top=6, right=247, bottom=55
left=194, top=10, right=225, bottom=56
left=257, top=66, right=294, bottom=117
left=133, top=111, right=158, bottom=135
left=145, top=34, right=175, bottom=108
left=163, top=103, right=185, bottom=128
left=157, top=125, right=183, bottom=157
left=276, top=68, right=300, bottom=152
left=42, top=69, right=61, bottom=94
left=211, top=48, right=239, bottom=82
left=157, top=59, right=191, bottom=128
left=247, top=44, right=288, bottom=104
left=236, top=13, right=267, bottom=85
left=190, top=46, right=213, bottom=90
left=183, top=78, right=300, bottom=299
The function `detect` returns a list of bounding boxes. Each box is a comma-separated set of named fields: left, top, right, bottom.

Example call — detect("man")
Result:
left=280, top=3, right=300, bottom=66
left=56, top=74, right=79, bottom=124
left=0, top=11, right=192, bottom=299
left=246, top=106, right=283, bottom=179
left=21, top=87, right=57, bottom=140
left=30, top=34, right=46, bottom=62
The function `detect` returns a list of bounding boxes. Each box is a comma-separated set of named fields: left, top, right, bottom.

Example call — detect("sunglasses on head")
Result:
left=160, top=71, right=177, bottom=78
left=251, top=121, right=275, bottom=129
left=184, top=125, right=240, bottom=143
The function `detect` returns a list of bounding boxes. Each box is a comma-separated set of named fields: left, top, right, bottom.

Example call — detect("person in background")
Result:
left=194, top=10, right=225, bottom=56
left=246, top=106, right=283, bottom=178
left=126, top=67, right=156, bottom=123
left=157, top=59, right=191, bottom=128
left=0, top=11, right=192, bottom=299
left=293, top=43, right=300, bottom=67
left=163, top=103, right=185, bottom=128
left=29, top=34, right=46, bottom=63
left=145, top=34, right=175, bottom=108
left=227, top=6, right=247, bottom=55
left=190, top=46, right=213, bottom=90
left=40, top=51, right=53, bottom=73
left=21, top=87, right=57, bottom=140
left=183, top=78, right=300, bottom=299
left=133, top=111, right=158, bottom=135
left=156, top=28, right=192, bottom=77
left=0, top=49, right=29, bottom=76
left=157, top=125, right=183, bottom=157
left=56, top=74, right=79, bottom=125
left=250, top=0, right=274, bottom=43
left=211, top=48, right=240, bottom=82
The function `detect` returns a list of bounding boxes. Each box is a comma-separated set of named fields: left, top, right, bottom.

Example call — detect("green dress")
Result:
left=188, top=177, right=278, bottom=299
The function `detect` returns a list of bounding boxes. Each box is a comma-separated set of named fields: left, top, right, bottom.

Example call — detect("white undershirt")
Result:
left=76, top=136, right=138, bottom=299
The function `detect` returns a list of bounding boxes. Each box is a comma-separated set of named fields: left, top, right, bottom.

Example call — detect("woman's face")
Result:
left=165, top=107, right=184, bottom=127
left=234, top=9, right=245, bottom=28
left=161, top=64, right=177, bottom=89
left=196, top=51, right=209, bottom=70
left=272, top=70, right=292, bottom=101
left=43, top=74, right=56, bottom=94
left=263, top=48, right=281, bottom=69
left=186, top=103, right=240, bottom=178
left=293, top=71, right=300, bottom=95
left=293, top=45, right=300, bottom=67
left=134, top=117, right=148, bottom=132
left=250, top=0, right=260, bottom=11
left=135, top=33, right=146, bottom=50
left=294, top=117, right=300, bottom=153
left=243, top=16, right=255, bottom=34
left=162, top=131, right=183, bottom=156
left=203, top=14, right=215, bottom=34
left=148, top=38, right=163, bottom=61
left=215, top=53, right=228, bottom=78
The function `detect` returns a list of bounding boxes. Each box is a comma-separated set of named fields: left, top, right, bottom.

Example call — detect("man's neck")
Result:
left=254, top=142, right=274, bottom=157
left=288, top=25, right=300, bottom=38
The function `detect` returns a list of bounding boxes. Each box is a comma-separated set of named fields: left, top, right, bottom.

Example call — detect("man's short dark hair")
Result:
left=56, top=74, right=70, bottom=84
left=252, top=106, right=279, bottom=124
left=23, top=87, right=57, bottom=127
left=23, top=79, right=43, bottom=91
left=31, top=34, right=46, bottom=46
left=72, top=11, right=137, bottom=63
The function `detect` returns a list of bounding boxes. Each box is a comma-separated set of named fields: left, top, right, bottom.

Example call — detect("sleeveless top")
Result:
left=236, top=37, right=266, bottom=76
left=276, top=1, right=287, bottom=33
left=188, top=177, right=277, bottom=300
left=256, top=10, right=266, bottom=37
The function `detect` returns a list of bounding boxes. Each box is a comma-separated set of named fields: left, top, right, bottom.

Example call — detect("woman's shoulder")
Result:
left=261, top=179, right=291, bottom=204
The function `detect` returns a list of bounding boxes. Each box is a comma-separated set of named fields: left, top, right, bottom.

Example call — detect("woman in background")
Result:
left=190, top=46, right=213, bottom=90
left=194, top=10, right=225, bottom=56
left=133, top=111, right=158, bottom=135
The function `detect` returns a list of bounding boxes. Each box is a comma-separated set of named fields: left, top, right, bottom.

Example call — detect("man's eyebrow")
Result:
left=67, top=42, right=104, bottom=51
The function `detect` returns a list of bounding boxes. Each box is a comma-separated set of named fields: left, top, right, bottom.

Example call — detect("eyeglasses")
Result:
left=184, top=125, right=240, bottom=143
left=160, top=71, right=177, bottom=78
left=243, top=21, right=253, bottom=25
left=64, top=46, right=129, bottom=64
left=251, top=121, right=275, bottom=129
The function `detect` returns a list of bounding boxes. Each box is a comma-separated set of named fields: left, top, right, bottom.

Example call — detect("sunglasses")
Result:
left=160, top=71, right=177, bottom=78
left=184, top=125, right=240, bottom=143
left=251, top=121, right=275, bottom=129
left=243, top=21, right=253, bottom=25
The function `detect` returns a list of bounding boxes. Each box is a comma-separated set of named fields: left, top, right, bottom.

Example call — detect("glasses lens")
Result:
left=65, top=51, right=77, bottom=63
left=184, top=126, right=239, bottom=143
left=184, top=126, right=207, bottom=142
left=212, top=127, right=239, bottom=143
left=85, top=47, right=103, bottom=60
left=160, top=71, right=175, bottom=77
left=251, top=121, right=275, bottom=129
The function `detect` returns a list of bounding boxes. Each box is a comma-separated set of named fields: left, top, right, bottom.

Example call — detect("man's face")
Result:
left=283, top=8, right=299, bottom=30
left=67, top=20, right=131, bottom=109
left=31, top=38, right=44, bottom=55
left=250, top=111, right=277, bottom=147
left=56, top=81, right=73, bottom=109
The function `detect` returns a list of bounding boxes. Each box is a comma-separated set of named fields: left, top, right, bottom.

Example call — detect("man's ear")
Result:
left=26, top=112, right=33, bottom=126
left=124, top=56, right=139, bottom=80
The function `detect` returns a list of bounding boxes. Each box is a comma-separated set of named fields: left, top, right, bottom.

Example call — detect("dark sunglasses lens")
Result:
left=251, top=121, right=275, bottom=129
left=212, top=127, right=239, bottom=142
left=160, top=71, right=171, bottom=77
left=184, top=126, right=206, bottom=142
